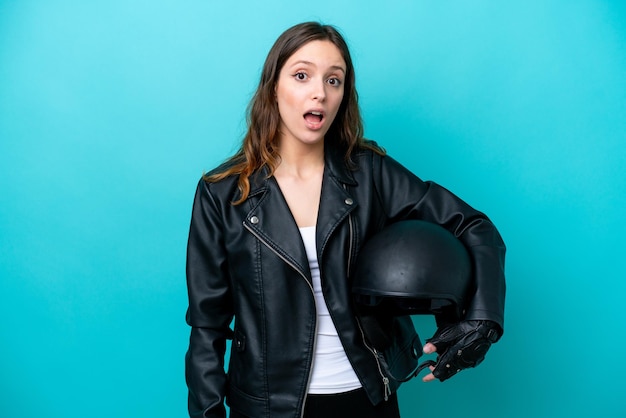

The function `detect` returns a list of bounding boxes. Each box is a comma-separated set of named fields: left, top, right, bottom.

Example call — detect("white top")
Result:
left=298, top=226, right=362, bottom=394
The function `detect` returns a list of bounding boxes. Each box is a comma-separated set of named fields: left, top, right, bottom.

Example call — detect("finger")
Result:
left=422, top=372, right=436, bottom=382
left=421, top=365, right=436, bottom=382
left=423, top=342, right=437, bottom=354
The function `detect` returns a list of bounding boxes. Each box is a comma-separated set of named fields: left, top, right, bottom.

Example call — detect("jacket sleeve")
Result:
left=372, top=152, right=506, bottom=330
left=185, top=179, right=234, bottom=418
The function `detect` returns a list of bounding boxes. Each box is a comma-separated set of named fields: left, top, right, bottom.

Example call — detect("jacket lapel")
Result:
left=243, top=173, right=311, bottom=281
left=316, top=170, right=358, bottom=262
left=316, top=143, right=359, bottom=259
left=242, top=145, right=359, bottom=280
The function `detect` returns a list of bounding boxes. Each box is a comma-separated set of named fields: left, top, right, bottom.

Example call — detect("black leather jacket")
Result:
left=185, top=143, right=506, bottom=418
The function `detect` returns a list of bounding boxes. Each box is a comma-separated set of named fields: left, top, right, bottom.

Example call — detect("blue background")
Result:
left=1, top=1, right=625, bottom=417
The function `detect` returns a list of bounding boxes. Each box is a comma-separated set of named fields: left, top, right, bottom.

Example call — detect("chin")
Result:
left=304, top=136, right=326, bottom=146
left=297, top=132, right=326, bottom=145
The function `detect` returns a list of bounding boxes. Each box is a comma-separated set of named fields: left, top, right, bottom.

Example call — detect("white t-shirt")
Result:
left=299, top=226, right=362, bottom=394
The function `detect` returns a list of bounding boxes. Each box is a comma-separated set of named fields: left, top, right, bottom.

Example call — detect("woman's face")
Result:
left=275, top=40, right=346, bottom=150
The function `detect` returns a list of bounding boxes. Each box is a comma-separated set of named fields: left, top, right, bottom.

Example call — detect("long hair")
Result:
left=206, top=22, right=376, bottom=204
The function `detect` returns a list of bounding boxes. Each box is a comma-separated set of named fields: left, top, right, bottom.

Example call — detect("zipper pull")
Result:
left=383, top=376, right=390, bottom=401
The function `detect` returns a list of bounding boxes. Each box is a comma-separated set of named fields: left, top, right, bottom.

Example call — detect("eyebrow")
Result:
left=290, top=60, right=346, bottom=74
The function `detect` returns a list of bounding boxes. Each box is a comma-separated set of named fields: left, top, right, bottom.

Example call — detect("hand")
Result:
left=421, top=320, right=501, bottom=382
left=421, top=342, right=438, bottom=382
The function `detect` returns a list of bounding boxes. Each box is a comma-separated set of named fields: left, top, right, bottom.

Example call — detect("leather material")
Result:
left=356, top=311, right=423, bottom=383
left=425, top=320, right=501, bottom=382
left=185, top=141, right=506, bottom=418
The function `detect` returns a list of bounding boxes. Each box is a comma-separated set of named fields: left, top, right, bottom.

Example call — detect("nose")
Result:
left=311, top=79, right=326, bottom=101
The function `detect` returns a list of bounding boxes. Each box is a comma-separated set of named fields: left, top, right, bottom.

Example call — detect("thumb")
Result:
left=423, top=342, right=437, bottom=354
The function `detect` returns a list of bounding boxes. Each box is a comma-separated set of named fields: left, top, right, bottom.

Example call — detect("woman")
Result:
left=185, top=22, right=506, bottom=418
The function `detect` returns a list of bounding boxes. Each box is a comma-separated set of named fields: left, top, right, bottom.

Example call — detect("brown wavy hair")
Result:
left=206, top=22, right=379, bottom=204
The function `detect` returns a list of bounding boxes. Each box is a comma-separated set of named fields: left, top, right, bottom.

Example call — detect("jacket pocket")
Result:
left=226, top=383, right=268, bottom=417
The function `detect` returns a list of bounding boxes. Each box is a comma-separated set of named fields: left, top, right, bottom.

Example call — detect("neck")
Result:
left=275, top=140, right=325, bottom=178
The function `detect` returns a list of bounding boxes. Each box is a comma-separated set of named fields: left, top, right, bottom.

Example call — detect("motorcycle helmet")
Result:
left=352, top=220, right=473, bottom=320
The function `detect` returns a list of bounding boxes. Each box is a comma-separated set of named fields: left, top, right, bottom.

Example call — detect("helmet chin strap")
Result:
left=413, top=360, right=437, bottom=380
left=387, top=359, right=436, bottom=383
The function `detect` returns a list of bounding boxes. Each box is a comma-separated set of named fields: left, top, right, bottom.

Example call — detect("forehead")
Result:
left=283, top=40, right=346, bottom=70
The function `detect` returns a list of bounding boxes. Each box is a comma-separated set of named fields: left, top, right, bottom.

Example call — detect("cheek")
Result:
left=276, top=87, right=298, bottom=113
left=330, top=91, right=345, bottom=115
left=277, top=97, right=296, bottom=122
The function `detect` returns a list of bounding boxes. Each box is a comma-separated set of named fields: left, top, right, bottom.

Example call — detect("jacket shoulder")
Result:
left=349, top=140, right=393, bottom=173
left=355, top=139, right=385, bottom=156
left=344, top=139, right=386, bottom=169
left=197, top=162, right=242, bottom=205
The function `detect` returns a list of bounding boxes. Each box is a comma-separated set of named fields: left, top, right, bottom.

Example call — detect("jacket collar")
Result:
left=323, top=141, right=358, bottom=187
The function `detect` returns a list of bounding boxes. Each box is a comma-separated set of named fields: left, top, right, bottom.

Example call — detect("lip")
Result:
left=303, top=108, right=326, bottom=131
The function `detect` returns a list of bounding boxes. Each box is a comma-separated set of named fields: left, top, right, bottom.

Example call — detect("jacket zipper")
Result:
left=343, top=187, right=391, bottom=402
left=356, top=315, right=391, bottom=401
left=346, top=207, right=354, bottom=279
left=242, top=221, right=318, bottom=418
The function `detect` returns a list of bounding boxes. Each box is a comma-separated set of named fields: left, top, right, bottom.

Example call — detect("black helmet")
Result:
left=353, top=220, right=472, bottom=320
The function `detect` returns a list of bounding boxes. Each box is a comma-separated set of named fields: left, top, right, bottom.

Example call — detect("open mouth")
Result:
left=304, top=111, right=324, bottom=124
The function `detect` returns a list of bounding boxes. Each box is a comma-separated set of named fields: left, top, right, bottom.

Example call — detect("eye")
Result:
left=327, top=77, right=342, bottom=86
left=294, top=72, right=308, bottom=81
